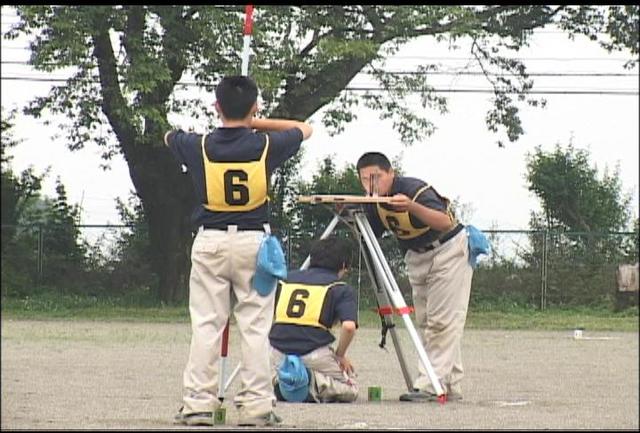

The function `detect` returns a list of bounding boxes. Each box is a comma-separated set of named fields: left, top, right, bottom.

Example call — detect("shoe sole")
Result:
left=238, top=414, right=282, bottom=427
left=238, top=423, right=280, bottom=427
left=237, top=420, right=282, bottom=427
left=399, top=393, right=462, bottom=402
left=186, top=419, right=214, bottom=426
left=174, top=415, right=214, bottom=426
left=237, top=421, right=282, bottom=427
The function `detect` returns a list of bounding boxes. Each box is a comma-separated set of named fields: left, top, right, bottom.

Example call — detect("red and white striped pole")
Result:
left=218, top=4, right=254, bottom=403
left=241, top=4, right=253, bottom=76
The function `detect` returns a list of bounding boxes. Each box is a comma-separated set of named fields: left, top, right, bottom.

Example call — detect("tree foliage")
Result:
left=4, top=5, right=638, bottom=302
left=93, top=193, right=158, bottom=299
left=525, top=142, right=631, bottom=234
left=285, top=156, right=363, bottom=268
left=522, top=142, right=635, bottom=306
left=1, top=135, right=88, bottom=296
left=1, top=108, right=47, bottom=247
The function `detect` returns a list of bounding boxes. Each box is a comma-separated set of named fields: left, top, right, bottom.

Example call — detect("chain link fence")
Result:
left=1, top=224, right=638, bottom=310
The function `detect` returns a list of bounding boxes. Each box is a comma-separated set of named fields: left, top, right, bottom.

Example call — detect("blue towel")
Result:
left=277, top=355, right=310, bottom=402
left=252, top=235, right=287, bottom=296
left=466, top=225, right=490, bottom=268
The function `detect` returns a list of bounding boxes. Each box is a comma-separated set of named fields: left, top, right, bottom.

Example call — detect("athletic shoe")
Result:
left=399, top=389, right=462, bottom=402
left=237, top=411, right=283, bottom=427
left=173, top=406, right=214, bottom=426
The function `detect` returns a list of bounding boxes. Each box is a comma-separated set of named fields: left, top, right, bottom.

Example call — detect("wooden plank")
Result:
left=297, top=194, right=394, bottom=204
left=616, top=263, right=639, bottom=292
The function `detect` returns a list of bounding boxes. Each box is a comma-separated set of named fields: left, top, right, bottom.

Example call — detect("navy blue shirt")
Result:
left=362, top=176, right=452, bottom=252
left=166, top=126, right=303, bottom=230
left=269, top=268, right=358, bottom=355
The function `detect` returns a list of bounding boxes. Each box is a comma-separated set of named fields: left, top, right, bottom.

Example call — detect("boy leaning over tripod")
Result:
left=356, top=151, right=474, bottom=402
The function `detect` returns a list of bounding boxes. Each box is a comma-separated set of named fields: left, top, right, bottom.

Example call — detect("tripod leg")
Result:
left=336, top=209, right=414, bottom=392
left=354, top=212, right=445, bottom=397
left=359, top=238, right=414, bottom=391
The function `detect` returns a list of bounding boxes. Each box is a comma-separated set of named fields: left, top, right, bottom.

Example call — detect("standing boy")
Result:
left=165, top=76, right=312, bottom=425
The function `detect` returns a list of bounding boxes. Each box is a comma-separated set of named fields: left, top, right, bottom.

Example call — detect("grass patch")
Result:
left=2, top=294, right=638, bottom=332
left=1, top=293, right=189, bottom=323
left=465, top=304, right=639, bottom=332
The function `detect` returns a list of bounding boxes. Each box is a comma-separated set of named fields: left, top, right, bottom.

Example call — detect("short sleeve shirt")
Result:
left=165, top=127, right=303, bottom=229
left=269, top=268, right=358, bottom=355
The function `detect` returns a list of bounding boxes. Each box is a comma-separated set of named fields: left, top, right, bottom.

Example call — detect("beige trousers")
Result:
left=405, top=229, right=473, bottom=395
left=182, top=227, right=276, bottom=417
left=270, top=346, right=358, bottom=403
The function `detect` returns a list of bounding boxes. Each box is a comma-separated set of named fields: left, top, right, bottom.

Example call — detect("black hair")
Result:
left=215, top=76, right=258, bottom=120
left=356, top=152, right=392, bottom=172
left=308, top=237, right=353, bottom=273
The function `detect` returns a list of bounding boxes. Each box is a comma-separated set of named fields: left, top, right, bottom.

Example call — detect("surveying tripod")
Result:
left=218, top=196, right=446, bottom=402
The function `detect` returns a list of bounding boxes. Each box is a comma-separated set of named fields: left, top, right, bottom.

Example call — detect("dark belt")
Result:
left=201, top=224, right=267, bottom=232
left=411, top=223, right=464, bottom=253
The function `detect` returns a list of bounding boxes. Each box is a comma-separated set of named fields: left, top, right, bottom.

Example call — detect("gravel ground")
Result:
left=1, top=319, right=638, bottom=430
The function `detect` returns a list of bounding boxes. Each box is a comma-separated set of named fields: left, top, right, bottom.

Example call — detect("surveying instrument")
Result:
left=217, top=193, right=447, bottom=403
left=296, top=194, right=447, bottom=402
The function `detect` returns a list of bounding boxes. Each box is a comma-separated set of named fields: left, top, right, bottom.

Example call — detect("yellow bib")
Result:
left=274, top=282, right=341, bottom=330
left=202, top=134, right=269, bottom=212
left=376, top=185, right=432, bottom=240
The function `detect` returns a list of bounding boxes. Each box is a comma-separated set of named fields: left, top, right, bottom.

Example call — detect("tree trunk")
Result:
left=127, top=144, right=195, bottom=304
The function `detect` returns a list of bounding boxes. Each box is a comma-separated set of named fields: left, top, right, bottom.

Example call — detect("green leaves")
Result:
left=525, top=142, right=632, bottom=233
left=558, top=5, right=638, bottom=68
left=7, top=5, right=638, bottom=150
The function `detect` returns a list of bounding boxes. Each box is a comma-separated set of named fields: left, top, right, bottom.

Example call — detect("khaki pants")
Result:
left=182, top=227, right=276, bottom=418
left=405, top=229, right=473, bottom=395
left=270, top=346, right=358, bottom=403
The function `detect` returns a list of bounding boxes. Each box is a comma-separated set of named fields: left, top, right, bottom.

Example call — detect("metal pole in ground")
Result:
left=218, top=4, right=254, bottom=402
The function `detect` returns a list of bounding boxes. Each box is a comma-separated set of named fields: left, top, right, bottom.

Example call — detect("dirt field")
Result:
left=1, top=319, right=638, bottom=430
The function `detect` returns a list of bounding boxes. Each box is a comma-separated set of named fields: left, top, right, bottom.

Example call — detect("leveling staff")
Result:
left=165, top=75, right=312, bottom=427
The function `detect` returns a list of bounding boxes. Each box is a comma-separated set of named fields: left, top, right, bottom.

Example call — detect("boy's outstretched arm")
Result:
left=251, top=118, right=313, bottom=140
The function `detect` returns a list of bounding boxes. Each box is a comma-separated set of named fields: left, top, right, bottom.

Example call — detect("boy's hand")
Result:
left=335, top=354, right=355, bottom=375
left=389, top=193, right=412, bottom=211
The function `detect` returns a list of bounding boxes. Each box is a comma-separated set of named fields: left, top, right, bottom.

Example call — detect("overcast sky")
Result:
left=2, top=7, right=638, bottom=232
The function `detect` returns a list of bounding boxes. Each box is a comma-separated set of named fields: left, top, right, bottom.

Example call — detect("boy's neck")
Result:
left=220, top=114, right=252, bottom=128
left=221, top=119, right=251, bottom=128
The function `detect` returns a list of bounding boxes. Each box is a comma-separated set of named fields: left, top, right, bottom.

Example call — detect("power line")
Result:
left=0, top=13, right=624, bottom=36
left=2, top=61, right=637, bottom=77
left=365, top=71, right=638, bottom=77
left=2, top=76, right=637, bottom=95
left=0, top=45, right=636, bottom=63
left=345, top=87, right=638, bottom=95
left=369, top=71, right=638, bottom=77
left=386, top=56, right=636, bottom=62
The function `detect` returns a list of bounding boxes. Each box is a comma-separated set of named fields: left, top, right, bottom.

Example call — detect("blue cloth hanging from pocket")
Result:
left=465, top=225, right=490, bottom=269
left=252, top=234, right=287, bottom=296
